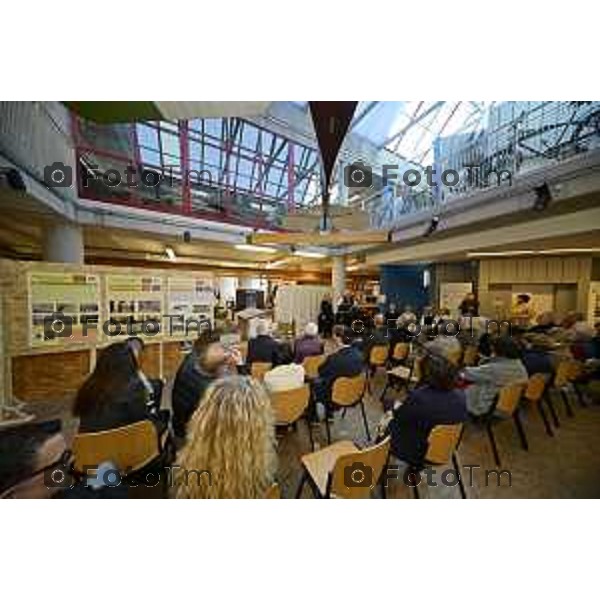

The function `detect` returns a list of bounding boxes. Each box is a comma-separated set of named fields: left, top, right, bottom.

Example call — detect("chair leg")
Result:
left=359, top=400, right=371, bottom=441
left=456, top=424, right=466, bottom=449
left=560, top=388, right=574, bottom=417
left=545, top=394, right=560, bottom=428
left=379, top=465, right=387, bottom=499
left=295, top=471, right=308, bottom=498
left=486, top=423, right=501, bottom=467
left=341, top=408, right=347, bottom=419
left=573, top=383, right=587, bottom=408
left=537, top=403, right=554, bottom=437
left=305, top=417, right=315, bottom=451
left=452, top=452, right=467, bottom=499
left=324, top=410, right=332, bottom=445
left=513, top=411, right=529, bottom=451
left=379, top=380, right=390, bottom=406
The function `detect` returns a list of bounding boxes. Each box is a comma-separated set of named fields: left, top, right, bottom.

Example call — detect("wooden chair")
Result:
left=296, top=437, right=391, bottom=499
left=367, top=345, right=389, bottom=395
left=264, top=482, right=281, bottom=499
left=476, top=383, right=527, bottom=467
left=523, top=373, right=554, bottom=437
left=404, top=424, right=466, bottom=499
left=302, top=354, right=326, bottom=380
left=462, top=345, right=479, bottom=367
left=390, top=342, right=410, bottom=366
left=270, top=384, right=314, bottom=450
left=73, top=420, right=161, bottom=476
left=380, top=355, right=423, bottom=405
left=250, top=362, right=272, bottom=382
left=326, top=373, right=369, bottom=444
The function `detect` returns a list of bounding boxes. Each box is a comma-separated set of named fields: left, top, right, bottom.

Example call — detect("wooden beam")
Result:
left=249, top=230, right=390, bottom=246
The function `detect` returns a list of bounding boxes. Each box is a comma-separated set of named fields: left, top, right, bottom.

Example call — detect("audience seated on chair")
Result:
left=172, top=376, right=277, bottom=499
left=294, top=322, right=324, bottom=363
left=0, top=420, right=127, bottom=499
left=384, top=355, right=468, bottom=466
left=463, top=336, right=528, bottom=416
left=513, top=328, right=554, bottom=376
left=264, top=363, right=305, bottom=393
left=74, top=341, right=162, bottom=434
left=172, top=331, right=239, bottom=439
left=312, top=325, right=364, bottom=419
left=247, top=319, right=285, bottom=365
left=364, top=313, right=389, bottom=357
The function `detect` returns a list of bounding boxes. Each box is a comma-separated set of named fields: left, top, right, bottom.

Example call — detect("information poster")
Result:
left=29, top=272, right=100, bottom=345
left=439, top=282, right=472, bottom=317
left=167, top=276, right=214, bottom=337
left=106, top=274, right=163, bottom=337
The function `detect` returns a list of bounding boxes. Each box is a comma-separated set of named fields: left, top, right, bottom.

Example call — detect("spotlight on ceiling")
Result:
left=183, top=231, right=191, bottom=243
left=533, top=182, right=552, bottom=211
left=424, top=215, right=440, bottom=237
left=165, top=246, right=176, bottom=261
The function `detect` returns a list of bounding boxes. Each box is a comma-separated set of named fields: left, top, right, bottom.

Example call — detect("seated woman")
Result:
left=385, top=355, right=468, bottom=466
left=74, top=341, right=158, bottom=433
left=172, top=376, right=277, bottom=499
left=463, top=336, right=528, bottom=417
left=294, top=322, right=324, bottom=363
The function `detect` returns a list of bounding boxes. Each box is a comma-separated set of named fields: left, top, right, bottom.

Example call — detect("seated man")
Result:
left=311, top=325, right=365, bottom=420
left=172, top=331, right=238, bottom=439
left=463, top=336, right=528, bottom=416
left=385, top=355, right=468, bottom=466
left=294, top=322, right=324, bottom=364
left=364, top=313, right=390, bottom=360
left=247, top=320, right=284, bottom=365
left=0, top=420, right=128, bottom=499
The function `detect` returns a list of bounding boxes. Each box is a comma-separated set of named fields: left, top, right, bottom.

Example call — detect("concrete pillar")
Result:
left=42, top=222, right=84, bottom=264
left=338, top=159, right=348, bottom=205
left=332, top=256, right=346, bottom=306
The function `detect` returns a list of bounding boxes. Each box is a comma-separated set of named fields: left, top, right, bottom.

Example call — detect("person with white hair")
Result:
left=247, top=319, right=285, bottom=366
left=294, top=322, right=324, bottom=363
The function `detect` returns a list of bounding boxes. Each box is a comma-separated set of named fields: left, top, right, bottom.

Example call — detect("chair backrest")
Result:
left=462, top=346, right=479, bottom=367
left=392, top=342, right=409, bottom=361
left=264, top=482, right=281, bottom=499
left=251, top=362, right=272, bottom=382
left=328, top=437, right=391, bottom=499
left=369, top=345, right=389, bottom=367
left=554, top=360, right=572, bottom=387
left=495, top=383, right=524, bottom=415
left=524, top=373, right=548, bottom=402
left=447, top=347, right=463, bottom=366
left=331, top=373, right=367, bottom=407
left=424, top=424, right=463, bottom=464
left=270, top=384, right=310, bottom=425
left=73, top=419, right=159, bottom=474
left=302, top=354, right=326, bottom=379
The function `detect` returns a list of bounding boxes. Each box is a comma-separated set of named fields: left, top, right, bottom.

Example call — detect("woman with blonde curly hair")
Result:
left=173, top=376, right=277, bottom=499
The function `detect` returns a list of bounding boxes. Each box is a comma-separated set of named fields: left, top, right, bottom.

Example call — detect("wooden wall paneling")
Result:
left=162, top=341, right=184, bottom=380
left=12, top=350, right=91, bottom=403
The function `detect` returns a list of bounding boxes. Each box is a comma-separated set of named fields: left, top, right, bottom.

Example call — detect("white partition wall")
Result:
left=275, top=285, right=331, bottom=333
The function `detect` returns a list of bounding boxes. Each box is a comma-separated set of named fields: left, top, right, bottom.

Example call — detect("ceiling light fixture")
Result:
left=234, top=244, right=277, bottom=254
left=165, top=246, right=176, bottom=261
left=293, top=250, right=326, bottom=259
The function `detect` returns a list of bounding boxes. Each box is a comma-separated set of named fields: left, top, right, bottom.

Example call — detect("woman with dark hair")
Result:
left=385, top=354, right=468, bottom=465
left=74, top=341, right=155, bottom=433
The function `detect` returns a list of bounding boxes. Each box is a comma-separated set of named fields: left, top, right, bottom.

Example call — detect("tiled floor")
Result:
left=278, top=371, right=600, bottom=499
left=22, top=369, right=600, bottom=499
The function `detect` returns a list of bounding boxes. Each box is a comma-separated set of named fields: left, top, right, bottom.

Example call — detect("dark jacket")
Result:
left=459, top=299, right=479, bottom=317
left=388, top=386, right=468, bottom=466
left=172, top=352, right=216, bottom=438
left=318, top=300, right=335, bottom=334
left=247, top=335, right=283, bottom=365
left=521, top=349, right=553, bottom=376
left=316, top=345, right=364, bottom=400
left=78, top=378, right=151, bottom=434
left=294, top=335, right=324, bottom=364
